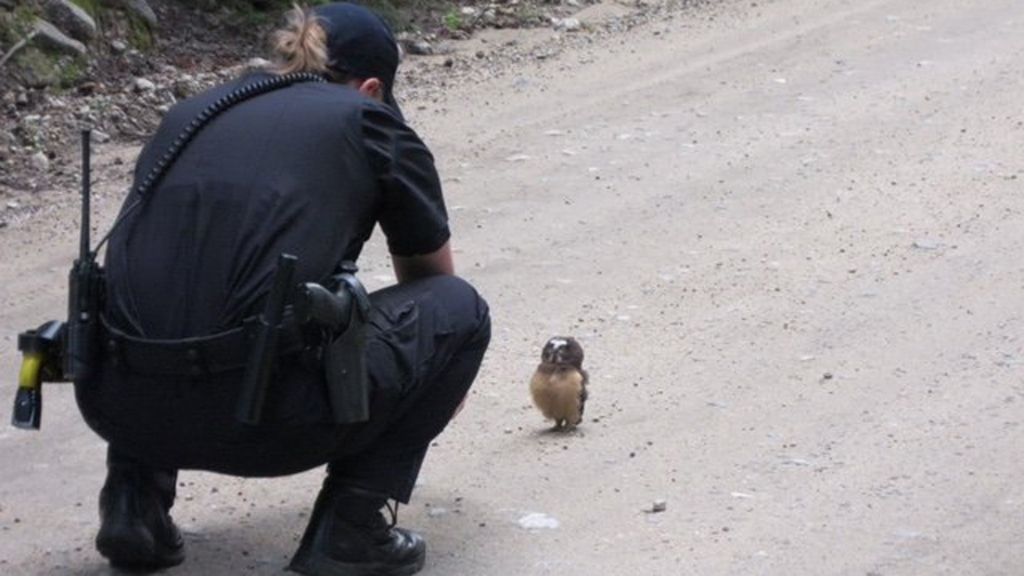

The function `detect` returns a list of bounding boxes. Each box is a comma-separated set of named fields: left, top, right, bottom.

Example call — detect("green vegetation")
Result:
left=442, top=10, right=462, bottom=32
left=12, top=47, right=61, bottom=89
left=1, top=3, right=37, bottom=47
left=57, top=57, right=84, bottom=88
left=126, top=11, right=155, bottom=49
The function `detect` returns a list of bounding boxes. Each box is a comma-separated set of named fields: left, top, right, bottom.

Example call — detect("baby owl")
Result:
left=529, top=336, right=588, bottom=429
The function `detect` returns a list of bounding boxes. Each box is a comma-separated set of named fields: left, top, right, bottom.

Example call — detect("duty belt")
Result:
left=101, top=314, right=309, bottom=377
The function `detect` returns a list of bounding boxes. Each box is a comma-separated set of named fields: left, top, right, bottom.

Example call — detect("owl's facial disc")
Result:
left=543, top=337, right=570, bottom=363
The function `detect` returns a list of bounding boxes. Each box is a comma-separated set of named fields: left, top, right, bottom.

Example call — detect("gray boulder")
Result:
left=45, top=0, right=98, bottom=43
left=32, top=18, right=86, bottom=56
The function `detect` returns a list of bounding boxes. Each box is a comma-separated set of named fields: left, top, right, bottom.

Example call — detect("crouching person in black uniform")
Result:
left=74, top=3, right=490, bottom=575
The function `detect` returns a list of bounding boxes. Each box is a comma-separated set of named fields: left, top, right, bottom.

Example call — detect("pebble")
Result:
left=651, top=499, right=667, bottom=513
left=29, top=152, right=49, bottom=172
left=172, top=78, right=202, bottom=99
left=133, top=77, right=156, bottom=93
left=553, top=18, right=583, bottom=32
left=246, top=57, right=272, bottom=70
left=405, top=40, right=435, bottom=56
left=517, top=512, right=559, bottom=530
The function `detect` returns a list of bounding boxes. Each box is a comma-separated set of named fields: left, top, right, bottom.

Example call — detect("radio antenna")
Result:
left=80, top=130, right=91, bottom=259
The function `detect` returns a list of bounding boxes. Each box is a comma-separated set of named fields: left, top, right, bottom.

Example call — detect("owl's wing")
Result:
left=578, top=369, right=588, bottom=418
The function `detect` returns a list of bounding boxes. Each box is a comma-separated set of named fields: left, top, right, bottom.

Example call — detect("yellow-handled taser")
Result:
left=11, top=321, right=66, bottom=430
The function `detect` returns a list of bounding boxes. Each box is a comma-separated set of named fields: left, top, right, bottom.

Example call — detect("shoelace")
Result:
left=384, top=500, right=400, bottom=529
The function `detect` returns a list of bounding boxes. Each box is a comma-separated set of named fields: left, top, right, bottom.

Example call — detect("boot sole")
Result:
left=288, top=547, right=426, bottom=576
left=96, top=523, right=185, bottom=570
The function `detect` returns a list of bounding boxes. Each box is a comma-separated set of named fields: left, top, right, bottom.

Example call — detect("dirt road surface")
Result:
left=2, top=0, right=1023, bottom=574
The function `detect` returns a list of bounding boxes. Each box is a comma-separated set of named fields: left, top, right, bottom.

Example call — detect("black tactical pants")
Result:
left=78, top=275, right=490, bottom=503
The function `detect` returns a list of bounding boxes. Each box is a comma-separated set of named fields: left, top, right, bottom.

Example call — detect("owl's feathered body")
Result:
left=530, top=337, right=588, bottom=429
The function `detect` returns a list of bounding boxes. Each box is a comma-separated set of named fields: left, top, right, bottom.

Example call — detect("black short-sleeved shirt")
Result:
left=104, top=73, right=450, bottom=338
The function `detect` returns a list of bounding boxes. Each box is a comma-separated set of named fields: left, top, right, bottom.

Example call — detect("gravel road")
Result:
left=1, top=0, right=1022, bottom=574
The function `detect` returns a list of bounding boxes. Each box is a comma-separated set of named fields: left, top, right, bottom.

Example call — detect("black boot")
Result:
left=289, top=482, right=426, bottom=576
left=95, top=451, right=185, bottom=570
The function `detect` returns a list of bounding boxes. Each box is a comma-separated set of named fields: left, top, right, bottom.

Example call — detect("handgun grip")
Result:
left=294, top=283, right=353, bottom=331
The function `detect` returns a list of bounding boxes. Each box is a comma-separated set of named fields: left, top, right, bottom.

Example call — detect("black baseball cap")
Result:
left=313, top=2, right=403, bottom=119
